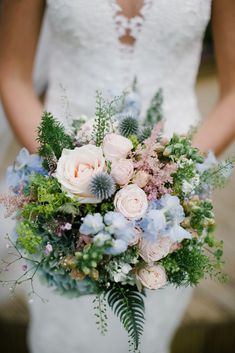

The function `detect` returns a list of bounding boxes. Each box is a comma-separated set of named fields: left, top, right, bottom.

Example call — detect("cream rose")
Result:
left=132, top=171, right=150, bottom=188
left=111, top=159, right=134, bottom=186
left=55, top=145, right=105, bottom=203
left=139, top=237, right=172, bottom=263
left=136, top=265, right=167, bottom=290
left=114, top=184, right=148, bottom=220
left=103, top=133, right=133, bottom=162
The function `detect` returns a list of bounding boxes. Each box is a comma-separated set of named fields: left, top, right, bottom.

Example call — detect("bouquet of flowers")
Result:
left=0, top=89, right=234, bottom=352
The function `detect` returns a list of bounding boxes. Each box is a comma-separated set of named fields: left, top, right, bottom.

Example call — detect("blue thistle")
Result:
left=119, top=116, right=139, bottom=137
left=138, top=126, right=152, bottom=142
left=90, top=172, right=116, bottom=200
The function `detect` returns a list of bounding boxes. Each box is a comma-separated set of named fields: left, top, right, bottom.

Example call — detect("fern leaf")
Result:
left=37, top=112, right=73, bottom=170
left=145, top=88, right=163, bottom=127
left=106, top=285, right=145, bottom=352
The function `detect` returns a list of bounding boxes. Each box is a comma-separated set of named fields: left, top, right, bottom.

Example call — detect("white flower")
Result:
left=139, top=237, right=172, bottom=263
left=111, top=159, right=134, bottom=186
left=136, top=265, right=167, bottom=290
left=182, top=175, right=200, bottom=195
left=55, top=145, right=105, bottom=203
left=103, top=133, right=133, bottom=162
left=114, top=184, right=148, bottom=220
left=76, top=118, right=95, bottom=144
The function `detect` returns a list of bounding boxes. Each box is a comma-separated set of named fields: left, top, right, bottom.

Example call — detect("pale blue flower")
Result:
left=6, top=148, right=46, bottom=193
left=104, top=212, right=127, bottom=233
left=105, top=239, right=128, bottom=256
left=165, top=224, right=192, bottom=242
left=139, top=209, right=166, bottom=241
left=196, top=150, right=217, bottom=174
left=160, top=194, right=185, bottom=223
left=104, top=211, right=136, bottom=243
left=79, top=213, right=104, bottom=235
left=93, top=232, right=111, bottom=246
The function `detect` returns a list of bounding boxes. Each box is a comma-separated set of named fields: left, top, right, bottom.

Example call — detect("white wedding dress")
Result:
left=28, top=1, right=212, bottom=352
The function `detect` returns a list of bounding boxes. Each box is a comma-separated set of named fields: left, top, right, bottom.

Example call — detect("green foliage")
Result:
left=22, top=175, right=72, bottom=220
left=106, top=284, right=145, bottom=352
left=173, top=162, right=196, bottom=195
left=145, top=89, right=163, bottom=127
left=75, top=241, right=112, bottom=277
left=37, top=112, right=73, bottom=169
left=200, top=159, right=235, bottom=189
left=100, top=199, right=115, bottom=215
left=184, top=199, right=215, bottom=235
left=93, top=293, right=108, bottom=335
left=129, top=135, right=139, bottom=149
left=162, top=242, right=210, bottom=286
left=119, top=116, right=139, bottom=137
left=93, top=92, right=117, bottom=146
left=138, top=126, right=151, bottom=143
left=16, top=221, right=42, bottom=254
left=163, top=134, right=204, bottom=163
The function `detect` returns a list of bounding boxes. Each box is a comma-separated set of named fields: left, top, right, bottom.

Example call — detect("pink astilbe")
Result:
left=0, top=192, right=31, bottom=218
left=133, top=123, right=177, bottom=200
left=143, top=162, right=177, bottom=200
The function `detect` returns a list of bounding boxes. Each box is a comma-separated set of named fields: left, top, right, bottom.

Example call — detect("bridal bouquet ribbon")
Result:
left=0, top=89, right=234, bottom=352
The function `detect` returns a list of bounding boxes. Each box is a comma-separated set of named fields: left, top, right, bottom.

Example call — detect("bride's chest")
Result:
left=46, top=0, right=212, bottom=47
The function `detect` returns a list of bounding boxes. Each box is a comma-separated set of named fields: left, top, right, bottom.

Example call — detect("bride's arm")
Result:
left=192, top=0, right=235, bottom=155
left=0, top=0, right=45, bottom=153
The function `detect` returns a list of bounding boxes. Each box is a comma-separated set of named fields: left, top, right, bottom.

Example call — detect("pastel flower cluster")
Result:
left=1, top=89, right=232, bottom=353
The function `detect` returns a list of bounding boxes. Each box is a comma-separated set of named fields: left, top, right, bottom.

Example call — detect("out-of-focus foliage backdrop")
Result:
left=0, top=18, right=235, bottom=353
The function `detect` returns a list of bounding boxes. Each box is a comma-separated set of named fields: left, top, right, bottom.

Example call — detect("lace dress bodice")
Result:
left=45, top=0, right=211, bottom=136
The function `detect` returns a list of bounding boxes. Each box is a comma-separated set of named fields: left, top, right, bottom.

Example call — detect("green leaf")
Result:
left=106, top=285, right=145, bottom=352
left=37, top=112, right=73, bottom=169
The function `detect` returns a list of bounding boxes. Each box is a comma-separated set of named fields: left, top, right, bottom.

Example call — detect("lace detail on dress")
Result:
left=109, top=0, right=153, bottom=47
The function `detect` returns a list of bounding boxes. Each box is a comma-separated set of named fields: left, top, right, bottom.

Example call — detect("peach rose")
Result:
left=111, top=159, right=134, bottom=186
left=129, top=226, right=142, bottom=246
left=132, top=170, right=150, bottom=188
left=136, top=265, right=167, bottom=290
left=114, top=184, right=148, bottom=220
left=55, top=145, right=105, bottom=203
left=103, top=133, right=133, bottom=162
left=139, top=237, right=172, bottom=263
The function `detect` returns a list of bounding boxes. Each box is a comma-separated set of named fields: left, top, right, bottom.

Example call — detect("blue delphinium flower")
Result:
left=105, top=239, right=128, bottom=256
left=104, top=211, right=136, bottom=243
left=165, top=224, right=191, bottom=243
left=6, top=148, right=46, bottom=193
left=140, top=194, right=191, bottom=243
left=79, top=213, right=104, bottom=235
left=159, top=194, right=185, bottom=223
left=93, top=232, right=111, bottom=246
left=196, top=150, right=217, bottom=174
left=139, top=209, right=166, bottom=241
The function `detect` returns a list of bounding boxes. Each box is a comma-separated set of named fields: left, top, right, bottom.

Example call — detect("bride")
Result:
left=0, top=1, right=235, bottom=352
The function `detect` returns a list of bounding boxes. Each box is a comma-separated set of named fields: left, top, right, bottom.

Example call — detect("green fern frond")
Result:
left=106, top=285, right=145, bottom=352
left=37, top=112, right=73, bottom=170
left=145, top=88, right=163, bottom=127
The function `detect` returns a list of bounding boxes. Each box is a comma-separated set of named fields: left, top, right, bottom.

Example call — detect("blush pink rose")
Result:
left=103, top=133, right=133, bottom=162
left=114, top=184, right=148, bottom=220
left=55, top=145, right=105, bottom=203
left=132, top=171, right=150, bottom=188
left=139, top=237, right=172, bottom=263
left=111, top=159, right=134, bottom=186
left=129, top=226, right=142, bottom=246
left=136, top=265, right=167, bottom=290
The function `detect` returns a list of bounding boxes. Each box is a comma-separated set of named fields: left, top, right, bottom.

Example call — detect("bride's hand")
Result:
left=193, top=0, right=235, bottom=156
left=0, top=0, right=45, bottom=153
